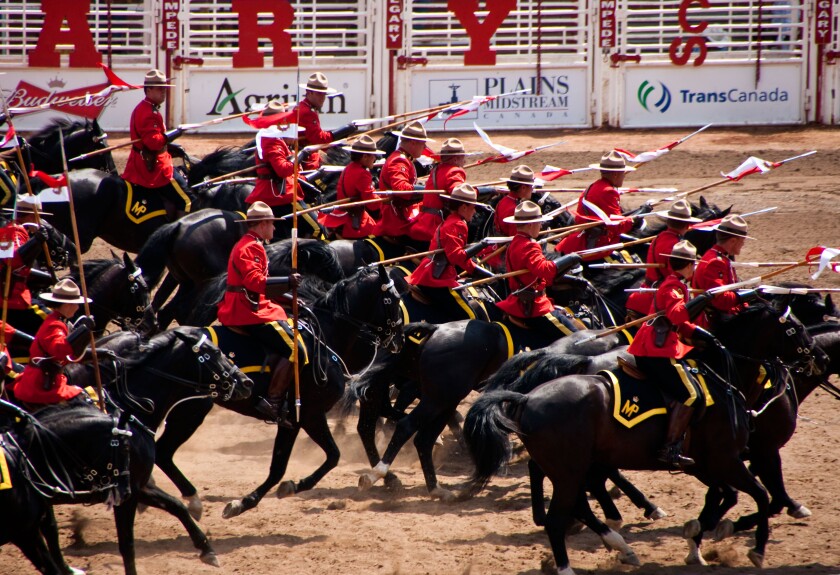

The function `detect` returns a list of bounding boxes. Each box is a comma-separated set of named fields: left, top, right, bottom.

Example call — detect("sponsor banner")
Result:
left=410, top=67, right=589, bottom=130
left=623, top=63, right=803, bottom=127
left=0, top=69, right=138, bottom=131
left=185, top=69, right=368, bottom=132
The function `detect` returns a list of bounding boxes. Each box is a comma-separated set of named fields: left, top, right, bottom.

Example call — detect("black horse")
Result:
left=23, top=118, right=116, bottom=175
left=64, top=253, right=156, bottom=335
left=135, top=208, right=345, bottom=329
left=463, top=301, right=827, bottom=573
left=149, top=266, right=404, bottom=520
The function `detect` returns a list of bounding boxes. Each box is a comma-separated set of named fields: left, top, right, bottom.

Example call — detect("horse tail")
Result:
left=482, top=348, right=552, bottom=392
left=463, top=390, right=526, bottom=496
left=136, top=221, right=179, bottom=288
left=507, top=354, right=593, bottom=395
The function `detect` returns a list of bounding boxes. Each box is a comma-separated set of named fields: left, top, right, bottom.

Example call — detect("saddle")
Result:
left=407, top=284, right=432, bottom=306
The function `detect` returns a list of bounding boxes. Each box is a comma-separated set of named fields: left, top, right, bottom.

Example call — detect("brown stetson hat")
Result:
left=655, top=199, right=702, bottom=224
left=589, top=150, right=637, bottom=172
left=40, top=278, right=92, bottom=305
left=144, top=69, right=173, bottom=88
left=715, top=214, right=754, bottom=239
left=504, top=165, right=536, bottom=186
left=394, top=120, right=434, bottom=142
left=441, top=183, right=486, bottom=206
left=439, top=138, right=467, bottom=156
left=3, top=195, right=53, bottom=216
left=342, top=134, right=386, bottom=155
left=299, top=72, right=338, bottom=95
left=236, top=201, right=282, bottom=223
left=503, top=200, right=552, bottom=224
left=664, top=239, right=699, bottom=261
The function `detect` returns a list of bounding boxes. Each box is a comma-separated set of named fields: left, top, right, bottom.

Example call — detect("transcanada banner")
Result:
left=622, top=63, right=803, bottom=127
left=409, top=68, right=589, bottom=130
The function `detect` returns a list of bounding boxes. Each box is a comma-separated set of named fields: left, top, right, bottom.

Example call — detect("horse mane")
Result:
left=129, top=329, right=182, bottom=364
left=267, top=239, right=344, bottom=282
left=188, top=147, right=253, bottom=186
left=28, top=118, right=87, bottom=148
left=67, top=258, right=120, bottom=283
left=317, top=267, right=380, bottom=317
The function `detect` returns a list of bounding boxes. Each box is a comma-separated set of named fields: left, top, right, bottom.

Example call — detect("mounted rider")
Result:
left=11, top=279, right=94, bottom=407
left=407, top=184, right=493, bottom=320
left=0, top=195, right=53, bottom=336
left=625, top=199, right=701, bottom=320
left=409, top=137, right=468, bottom=243
left=122, top=69, right=192, bottom=221
left=627, top=240, right=716, bottom=468
left=555, top=151, right=636, bottom=257
left=218, top=202, right=303, bottom=427
left=494, top=165, right=537, bottom=237
left=375, top=120, right=431, bottom=252
left=692, top=214, right=755, bottom=329
left=495, top=201, right=585, bottom=339
left=320, top=135, right=385, bottom=239
left=295, top=72, right=358, bottom=171
left=243, top=103, right=320, bottom=239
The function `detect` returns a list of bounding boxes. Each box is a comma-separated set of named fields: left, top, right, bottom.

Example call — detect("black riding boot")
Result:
left=255, top=357, right=295, bottom=429
left=658, top=402, right=695, bottom=468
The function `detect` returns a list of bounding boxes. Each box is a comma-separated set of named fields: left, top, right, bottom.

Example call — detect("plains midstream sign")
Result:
left=622, top=62, right=803, bottom=127
left=409, top=68, right=590, bottom=131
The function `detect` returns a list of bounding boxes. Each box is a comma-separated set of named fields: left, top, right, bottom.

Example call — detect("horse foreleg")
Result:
left=138, top=484, right=219, bottom=566
left=587, top=470, right=622, bottom=529
left=154, top=399, right=214, bottom=519
left=278, top=412, right=340, bottom=497
left=684, top=484, right=725, bottom=565
left=607, top=469, right=667, bottom=520
left=112, top=497, right=139, bottom=575
left=573, top=492, right=640, bottom=566
left=358, top=400, right=430, bottom=492
left=223, top=426, right=299, bottom=519
left=414, top=407, right=457, bottom=501
left=529, top=459, right=548, bottom=527
left=40, top=506, right=84, bottom=575
left=543, top=481, right=581, bottom=575
left=716, top=462, right=771, bottom=567
left=16, top=531, right=63, bottom=575
left=356, top=384, right=401, bottom=490
left=751, top=449, right=810, bottom=519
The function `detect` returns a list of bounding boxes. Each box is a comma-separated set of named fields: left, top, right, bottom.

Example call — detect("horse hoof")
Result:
left=69, top=567, right=87, bottom=575
left=645, top=507, right=668, bottom=521
left=383, top=473, right=403, bottom=492
left=714, top=519, right=734, bottom=541
left=358, top=473, right=378, bottom=491
left=185, top=495, right=203, bottom=521
left=682, top=519, right=701, bottom=539
left=276, top=481, right=296, bottom=499
left=430, top=487, right=456, bottom=503
left=605, top=518, right=623, bottom=531
left=748, top=549, right=764, bottom=568
left=788, top=504, right=812, bottom=519
left=684, top=539, right=707, bottom=566
left=608, top=485, right=622, bottom=499
left=200, top=551, right=220, bottom=568
left=222, top=500, right=243, bottom=519
left=618, top=551, right=640, bottom=567
left=555, top=565, right=576, bottom=575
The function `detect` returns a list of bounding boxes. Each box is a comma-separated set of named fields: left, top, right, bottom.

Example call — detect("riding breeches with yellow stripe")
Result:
left=634, top=355, right=703, bottom=406
left=237, top=320, right=309, bottom=365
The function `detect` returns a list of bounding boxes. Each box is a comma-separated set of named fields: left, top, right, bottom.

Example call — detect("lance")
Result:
left=593, top=260, right=798, bottom=270
left=0, top=93, right=57, bottom=282
left=279, top=196, right=385, bottom=220
left=758, top=285, right=840, bottom=295
left=190, top=165, right=257, bottom=189
left=542, top=187, right=679, bottom=195
left=69, top=108, right=262, bottom=163
left=623, top=124, right=713, bottom=169
left=373, top=237, right=510, bottom=269
left=291, top=73, right=303, bottom=422
left=464, top=141, right=566, bottom=170
left=575, top=258, right=814, bottom=345
left=59, top=129, right=105, bottom=411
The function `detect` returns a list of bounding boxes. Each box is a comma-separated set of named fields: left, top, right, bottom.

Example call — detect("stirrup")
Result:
left=658, top=445, right=695, bottom=468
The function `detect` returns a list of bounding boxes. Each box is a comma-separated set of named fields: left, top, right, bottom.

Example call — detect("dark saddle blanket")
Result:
left=123, top=181, right=169, bottom=225
left=202, top=326, right=273, bottom=389
left=600, top=358, right=713, bottom=429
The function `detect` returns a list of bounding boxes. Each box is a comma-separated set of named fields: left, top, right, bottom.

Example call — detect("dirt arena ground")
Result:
left=1, top=125, right=839, bottom=574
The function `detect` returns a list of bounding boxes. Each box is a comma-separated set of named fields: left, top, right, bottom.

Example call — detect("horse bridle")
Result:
left=777, top=306, right=825, bottom=377
left=331, top=275, right=403, bottom=352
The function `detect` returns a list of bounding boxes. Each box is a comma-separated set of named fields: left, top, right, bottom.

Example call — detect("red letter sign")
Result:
left=29, top=0, right=101, bottom=68
left=386, top=0, right=403, bottom=50
left=815, top=0, right=833, bottom=45
left=231, top=0, right=298, bottom=68
left=448, top=0, right=516, bottom=66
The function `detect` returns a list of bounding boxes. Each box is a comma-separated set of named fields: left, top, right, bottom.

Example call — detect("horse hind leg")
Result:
left=413, top=407, right=458, bottom=502
left=40, top=506, right=86, bottom=575
left=277, top=411, right=340, bottom=497
left=607, top=468, right=667, bottom=520
left=573, top=492, right=640, bottom=566
left=529, top=459, right=548, bottom=527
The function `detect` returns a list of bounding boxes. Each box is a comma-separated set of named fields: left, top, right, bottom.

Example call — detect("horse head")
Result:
left=121, top=251, right=158, bottom=336
left=171, top=328, right=253, bottom=402
left=42, top=220, right=77, bottom=271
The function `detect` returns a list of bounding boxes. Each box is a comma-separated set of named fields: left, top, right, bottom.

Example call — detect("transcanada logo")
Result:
left=637, top=80, right=671, bottom=113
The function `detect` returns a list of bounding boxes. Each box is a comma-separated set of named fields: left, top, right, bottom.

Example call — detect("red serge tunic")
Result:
left=496, top=233, right=558, bottom=318
left=375, top=150, right=419, bottom=237
left=122, top=98, right=173, bottom=188
left=693, top=244, right=742, bottom=316
left=297, top=98, right=332, bottom=171
left=217, top=232, right=288, bottom=326
left=625, top=228, right=682, bottom=315
left=320, top=161, right=379, bottom=238
left=410, top=163, right=466, bottom=242
left=12, top=310, right=82, bottom=403
left=407, top=213, right=475, bottom=289
left=628, top=274, right=697, bottom=358
left=559, top=178, right=633, bottom=253
left=493, top=195, right=520, bottom=237
left=0, top=223, right=35, bottom=309
left=245, top=132, right=299, bottom=207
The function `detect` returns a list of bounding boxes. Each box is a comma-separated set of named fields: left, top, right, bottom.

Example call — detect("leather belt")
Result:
left=420, top=207, right=441, bottom=216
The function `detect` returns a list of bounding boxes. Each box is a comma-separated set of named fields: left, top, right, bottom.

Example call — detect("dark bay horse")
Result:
left=149, top=266, right=404, bottom=520
left=463, top=302, right=827, bottom=573
left=23, top=118, right=116, bottom=175
left=64, top=253, right=156, bottom=335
